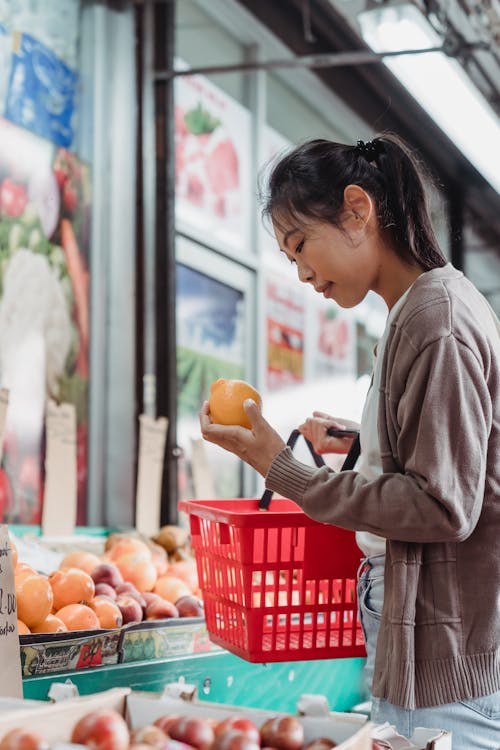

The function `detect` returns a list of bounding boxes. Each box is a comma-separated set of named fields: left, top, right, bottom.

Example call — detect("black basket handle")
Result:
left=259, top=429, right=361, bottom=510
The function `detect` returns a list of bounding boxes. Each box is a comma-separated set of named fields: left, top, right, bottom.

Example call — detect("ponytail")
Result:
left=262, top=132, right=447, bottom=271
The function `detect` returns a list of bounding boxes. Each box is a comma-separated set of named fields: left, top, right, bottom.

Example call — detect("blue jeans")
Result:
left=357, top=555, right=500, bottom=750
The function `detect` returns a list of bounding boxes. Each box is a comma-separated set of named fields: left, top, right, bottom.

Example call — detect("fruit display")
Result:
left=208, top=379, right=262, bottom=430
left=9, top=528, right=203, bottom=635
left=0, top=706, right=391, bottom=750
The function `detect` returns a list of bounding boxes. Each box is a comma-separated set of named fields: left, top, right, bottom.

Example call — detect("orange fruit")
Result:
left=15, top=574, right=54, bottom=628
left=15, top=562, right=37, bottom=580
left=114, top=553, right=157, bottom=593
left=55, top=603, right=101, bottom=631
left=31, top=614, right=68, bottom=633
left=17, top=619, right=30, bottom=635
left=154, top=575, right=191, bottom=604
left=107, top=537, right=152, bottom=562
left=59, top=550, right=101, bottom=575
left=89, top=596, right=123, bottom=629
left=208, top=378, right=262, bottom=429
left=8, top=534, right=18, bottom=570
left=49, top=567, right=95, bottom=610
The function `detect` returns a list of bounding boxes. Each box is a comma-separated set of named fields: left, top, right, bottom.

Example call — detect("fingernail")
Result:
left=244, top=399, right=255, bottom=408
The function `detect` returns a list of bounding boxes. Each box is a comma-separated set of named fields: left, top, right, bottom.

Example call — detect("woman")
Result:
left=199, top=134, right=500, bottom=749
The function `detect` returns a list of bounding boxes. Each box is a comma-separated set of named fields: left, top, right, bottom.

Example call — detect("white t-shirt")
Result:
left=355, top=288, right=412, bottom=557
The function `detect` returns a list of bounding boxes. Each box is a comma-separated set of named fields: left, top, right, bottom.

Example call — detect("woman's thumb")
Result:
left=243, top=398, right=261, bottom=425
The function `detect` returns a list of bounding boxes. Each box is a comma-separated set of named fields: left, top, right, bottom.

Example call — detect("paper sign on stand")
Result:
left=42, top=400, right=77, bottom=536
left=135, top=415, right=168, bottom=537
left=0, top=525, right=23, bottom=698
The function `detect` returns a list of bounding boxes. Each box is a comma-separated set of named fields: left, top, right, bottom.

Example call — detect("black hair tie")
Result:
left=355, top=139, right=385, bottom=163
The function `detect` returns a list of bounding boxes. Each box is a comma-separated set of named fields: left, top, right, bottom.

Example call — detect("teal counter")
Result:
left=23, top=651, right=367, bottom=713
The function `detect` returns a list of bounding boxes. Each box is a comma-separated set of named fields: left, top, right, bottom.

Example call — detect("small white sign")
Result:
left=0, top=525, right=23, bottom=698
left=135, top=415, right=168, bottom=537
left=42, top=400, right=77, bottom=536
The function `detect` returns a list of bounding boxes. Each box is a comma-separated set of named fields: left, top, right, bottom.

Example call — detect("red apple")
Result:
left=154, top=715, right=181, bottom=734
left=259, top=717, right=304, bottom=750
left=304, top=739, right=337, bottom=750
left=214, top=718, right=259, bottom=744
left=94, top=583, right=118, bottom=599
left=146, top=598, right=179, bottom=620
left=130, top=726, right=168, bottom=749
left=115, top=595, right=144, bottom=624
left=71, top=709, right=130, bottom=750
left=115, top=582, right=147, bottom=608
left=91, top=563, right=123, bottom=588
left=167, top=717, right=214, bottom=750
left=175, top=595, right=204, bottom=618
left=212, top=731, right=260, bottom=750
left=0, top=729, right=49, bottom=750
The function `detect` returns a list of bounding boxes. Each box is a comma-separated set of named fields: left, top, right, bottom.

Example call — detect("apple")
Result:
left=259, top=717, right=304, bottom=750
left=304, top=739, right=337, bottom=750
left=175, top=595, right=204, bottom=618
left=71, top=709, right=129, bottom=750
left=94, top=583, right=118, bottom=599
left=214, top=718, right=259, bottom=744
left=212, top=730, right=260, bottom=750
left=153, top=714, right=181, bottom=734
left=130, top=725, right=168, bottom=749
left=91, top=563, right=123, bottom=589
left=0, top=728, right=49, bottom=750
left=115, top=595, right=144, bottom=624
left=167, top=717, right=215, bottom=750
left=146, top=598, right=179, bottom=620
left=115, top=582, right=147, bottom=608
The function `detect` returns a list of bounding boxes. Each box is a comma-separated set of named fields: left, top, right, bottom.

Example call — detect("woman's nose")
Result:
left=297, top=262, right=313, bottom=284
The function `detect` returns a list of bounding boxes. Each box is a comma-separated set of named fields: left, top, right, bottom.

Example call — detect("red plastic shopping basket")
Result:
left=179, top=431, right=366, bottom=663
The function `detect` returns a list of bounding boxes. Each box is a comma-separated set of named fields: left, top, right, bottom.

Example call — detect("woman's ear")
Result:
left=342, top=185, right=374, bottom=229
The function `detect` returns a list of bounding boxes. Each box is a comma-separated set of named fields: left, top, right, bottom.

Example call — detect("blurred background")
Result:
left=0, top=0, right=499, bottom=528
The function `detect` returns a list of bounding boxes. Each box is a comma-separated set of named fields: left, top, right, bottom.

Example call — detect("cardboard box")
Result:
left=0, top=686, right=451, bottom=750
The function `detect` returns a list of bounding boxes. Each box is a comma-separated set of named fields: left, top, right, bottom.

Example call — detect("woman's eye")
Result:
left=295, top=240, right=304, bottom=254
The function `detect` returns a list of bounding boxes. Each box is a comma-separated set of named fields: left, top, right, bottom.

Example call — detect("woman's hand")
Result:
left=199, top=399, right=287, bottom=477
left=298, top=411, right=360, bottom=454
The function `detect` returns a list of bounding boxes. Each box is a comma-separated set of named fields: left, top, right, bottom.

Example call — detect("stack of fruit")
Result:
left=0, top=706, right=388, bottom=750
left=10, top=529, right=204, bottom=635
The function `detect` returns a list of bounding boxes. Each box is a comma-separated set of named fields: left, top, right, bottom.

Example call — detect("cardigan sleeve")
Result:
left=265, top=334, right=491, bottom=543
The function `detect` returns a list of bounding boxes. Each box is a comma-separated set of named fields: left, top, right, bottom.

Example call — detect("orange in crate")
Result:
left=179, top=497, right=366, bottom=663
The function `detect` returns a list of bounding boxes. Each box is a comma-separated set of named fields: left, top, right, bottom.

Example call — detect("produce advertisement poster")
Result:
left=313, top=304, right=356, bottom=377
left=266, top=274, right=304, bottom=391
left=5, top=33, right=77, bottom=148
left=0, top=117, right=91, bottom=524
left=176, top=262, right=245, bottom=499
left=174, top=63, right=251, bottom=253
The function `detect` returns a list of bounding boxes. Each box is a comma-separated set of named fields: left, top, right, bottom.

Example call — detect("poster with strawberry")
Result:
left=174, top=63, right=251, bottom=253
left=0, top=117, right=91, bottom=524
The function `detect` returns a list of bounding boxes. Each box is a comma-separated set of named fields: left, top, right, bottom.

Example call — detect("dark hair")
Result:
left=261, top=132, right=447, bottom=271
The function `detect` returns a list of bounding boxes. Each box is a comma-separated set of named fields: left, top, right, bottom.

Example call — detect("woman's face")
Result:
left=273, top=213, right=382, bottom=309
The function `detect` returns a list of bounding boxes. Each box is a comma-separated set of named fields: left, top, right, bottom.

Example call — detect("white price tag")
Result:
left=135, top=415, right=168, bottom=536
left=42, top=401, right=77, bottom=536
left=0, top=526, right=23, bottom=698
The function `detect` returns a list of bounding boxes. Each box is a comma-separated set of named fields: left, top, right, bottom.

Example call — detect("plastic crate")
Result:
left=179, top=497, right=366, bottom=663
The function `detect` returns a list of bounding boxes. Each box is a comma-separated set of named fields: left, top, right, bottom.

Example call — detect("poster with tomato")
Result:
left=266, top=274, right=305, bottom=391
left=0, top=117, right=90, bottom=524
left=174, top=62, right=251, bottom=253
left=313, top=303, right=356, bottom=377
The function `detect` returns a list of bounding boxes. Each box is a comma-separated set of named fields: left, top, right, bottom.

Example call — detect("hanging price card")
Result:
left=135, top=415, right=168, bottom=537
left=42, top=400, right=77, bottom=536
left=0, top=526, right=22, bottom=697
